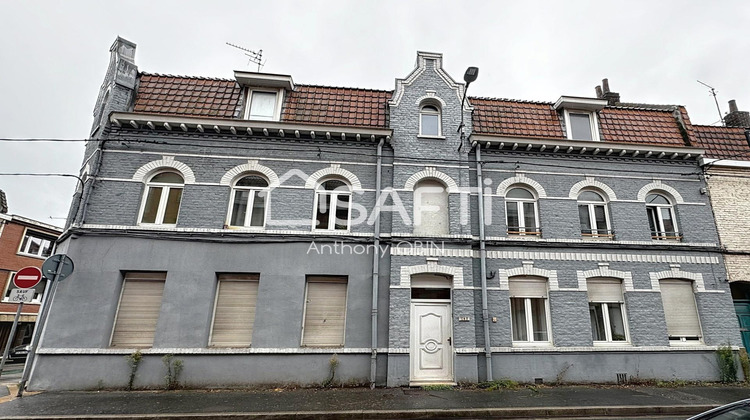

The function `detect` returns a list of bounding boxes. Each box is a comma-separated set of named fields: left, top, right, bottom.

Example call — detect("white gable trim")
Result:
left=220, top=160, right=280, bottom=188
left=637, top=181, right=684, bottom=203
left=404, top=167, right=459, bottom=193
left=496, top=174, right=547, bottom=198
left=132, top=156, right=195, bottom=184
left=304, top=165, right=363, bottom=191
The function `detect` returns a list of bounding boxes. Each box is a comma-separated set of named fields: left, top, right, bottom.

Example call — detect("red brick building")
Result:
left=0, top=190, right=62, bottom=349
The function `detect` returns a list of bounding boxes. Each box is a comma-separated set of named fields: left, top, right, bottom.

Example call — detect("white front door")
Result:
left=410, top=302, right=453, bottom=383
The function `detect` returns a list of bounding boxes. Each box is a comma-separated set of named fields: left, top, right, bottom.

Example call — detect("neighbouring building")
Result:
left=0, top=190, right=62, bottom=351
left=27, top=38, right=742, bottom=390
left=692, top=100, right=750, bottom=351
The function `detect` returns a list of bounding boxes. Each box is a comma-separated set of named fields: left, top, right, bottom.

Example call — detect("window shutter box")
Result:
left=587, top=278, right=623, bottom=302
left=660, top=279, right=702, bottom=338
left=210, top=274, right=260, bottom=347
left=509, top=277, right=548, bottom=298
left=111, top=272, right=166, bottom=347
left=301, top=278, right=347, bottom=347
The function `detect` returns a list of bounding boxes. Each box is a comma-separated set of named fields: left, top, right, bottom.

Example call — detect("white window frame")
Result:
left=109, top=272, right=166, bottom=348
left=510, top=297, right=552, bottom=346
left=2, top=271, right=45, bottom=305
left=243, top=88, right=283, bottom=121
left=577, top=191, right=612, bottom=239
left=413, top=179, right=449, bottom=236
left=137, top=171, right=184, bottom=226
left=645, top=193, right=680, bottom=241
left=312, top=179, right=352, bottom=232
left=226, top=175, right=270, bottom=229
left=505, top=188, right=540, bottom=236
left=659, top=279, right=703, bottom=345
left=564, top=109, right=601, bottom=141
left=16, top=228, right=55, bottom=259
left=419, top=104, right=442, bottom=138
left=300, top=276, right=348, bottom=347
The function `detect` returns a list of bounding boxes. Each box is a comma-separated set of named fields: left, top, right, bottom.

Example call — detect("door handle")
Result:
left=447, top=337, right=452, bottom=346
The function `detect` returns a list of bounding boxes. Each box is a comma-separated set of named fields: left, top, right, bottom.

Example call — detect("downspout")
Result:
left=474, top=142, right=493, bottom=382
left=370, top=137, right=385, bottom=389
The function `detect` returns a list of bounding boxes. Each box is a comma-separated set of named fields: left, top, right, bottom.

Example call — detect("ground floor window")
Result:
left=659, top=279, right=702, bottom=342
left=110, top=272, right=166, bottom=348
left=509, top=276, right=550, bottom=343
left=587, top=278, right=628, bottom=343
left=209, top=273, right=260, bottom=347
left=301, top=276, right=348, bottom=347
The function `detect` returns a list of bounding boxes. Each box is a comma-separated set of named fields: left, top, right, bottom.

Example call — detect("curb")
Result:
left=0, top=404, right=720, bottom=419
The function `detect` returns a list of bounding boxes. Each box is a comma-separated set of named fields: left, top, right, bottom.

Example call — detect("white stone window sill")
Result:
left=417, top=135, right=446, bottom=140
left=511, top=342, right=553, bottom=348
left=224, top=226, right=265, bottom=231
left=593, top=341, right=632, bottom=347
left=669, top=340, right=704, bottom=347
left=16, top=252, right=47, bottom=260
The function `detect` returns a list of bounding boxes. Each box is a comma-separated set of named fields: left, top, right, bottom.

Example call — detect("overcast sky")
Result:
left=1, top=1, right=748, bottom=227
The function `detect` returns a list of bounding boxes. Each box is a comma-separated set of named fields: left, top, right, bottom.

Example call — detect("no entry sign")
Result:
left=13, top=266, right=43, bottom=289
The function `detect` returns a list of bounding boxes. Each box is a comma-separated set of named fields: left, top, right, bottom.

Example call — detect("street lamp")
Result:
left=457, top=66, right=479, bottom=152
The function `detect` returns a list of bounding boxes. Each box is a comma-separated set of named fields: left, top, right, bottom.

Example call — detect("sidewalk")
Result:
left=0, top=384, right=748, bottom=419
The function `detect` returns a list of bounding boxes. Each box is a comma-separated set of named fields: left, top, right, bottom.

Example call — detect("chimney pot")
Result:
left=729, top=100, right=738, bottom=113
left=595, top=85, right=603, bottom=98
left=602, top=78, right=610, bottom=93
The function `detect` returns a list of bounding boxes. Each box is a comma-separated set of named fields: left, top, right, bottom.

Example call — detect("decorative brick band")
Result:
left=649, top=267, right=708, bottom=292
left=399, top=261, right=464, bottom=288
left=496, top=174, right=548, bottom=198
left=403, top=167, right=459, bottom=192
left=569, top=177, right=617, bottom=201
left=637, top=180, right=684, bottom=203
left=220, top=160, right=280, bottom=188
left=577, top=264, right=636, bottom=292
left=304, top=165, right=363, bottom=191
left=499, top=261, right=559, bottom=290
left=132, top=156, right=196, bottom=184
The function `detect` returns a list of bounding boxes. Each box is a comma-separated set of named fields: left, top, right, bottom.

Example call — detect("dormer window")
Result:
left=245, top=90, right=282, bottom=121
left=554, top=96, right=607, bottom=142
left=420, top=104, right=441, bottom=137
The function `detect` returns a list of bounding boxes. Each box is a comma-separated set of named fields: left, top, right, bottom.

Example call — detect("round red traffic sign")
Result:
left=14, top=266, right=43, bottom=289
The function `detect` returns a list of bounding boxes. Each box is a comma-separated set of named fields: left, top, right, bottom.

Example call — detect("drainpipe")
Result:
left=370, top=137, right=385, bottom=389
left=474, top=142, right=493, bottom=381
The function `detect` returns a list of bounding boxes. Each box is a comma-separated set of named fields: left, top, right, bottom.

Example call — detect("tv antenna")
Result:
left=226, top=42, right=265, bottom=72
left=697, top=80, right=724, bottom=126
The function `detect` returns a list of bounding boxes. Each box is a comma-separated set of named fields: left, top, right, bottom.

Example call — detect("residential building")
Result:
left=0, top=190, right=62, bottom=350
left=692, top=101, right=750, bottom=351
left=27, top=38, right=741, bottom=390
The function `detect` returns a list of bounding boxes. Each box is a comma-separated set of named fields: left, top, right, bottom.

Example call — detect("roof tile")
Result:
left=692, top=125, right=750, bottom=161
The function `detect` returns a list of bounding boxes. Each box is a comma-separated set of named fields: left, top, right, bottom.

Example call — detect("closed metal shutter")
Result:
left=301, top=276, right=347, bottom=347
left=210, top=274, right=260, bottom=347
left=659, top=279, right=702, bottom=338
left=587, top=278, right=623, bottom=302
left=111, top=272, right=166, bottom=347
left=509, top=276, right=548, bottom=298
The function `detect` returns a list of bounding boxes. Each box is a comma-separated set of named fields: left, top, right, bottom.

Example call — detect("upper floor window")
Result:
left=139, top=171, right=184, bottom=225
left=420, top=104, right=441, bottom=137
left=506, top=187, right=540, bottom=236
left=578, top=191, right=612, bottom=238
left=245, top=90, right=280, bottom=121
left=413, top=179, right=449, bottom=236
left=587, top=278, right=628, bottom=343
left=645, top=193, right=680, bottom=240
left=18, top=229, right=54, bottom=258
left=314, top=179, right=351, bottom=231
left=564, top=110, right=600, bottom=141
left=228, top=175, right=268, bottom=228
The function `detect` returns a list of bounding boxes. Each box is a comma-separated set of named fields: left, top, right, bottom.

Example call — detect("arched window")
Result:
left=419, top=104, right=441, bottom=137
left=505, top=187, right=540, bottom=236
left=314, top=179, right=351, bottom=231
left=577, top=190, right=612, bottom=238
left=139, top=171, right=184, bottom=225
left=645, top=193, right=680, bottom=240
left=228, top=174, right=269, bottom=228
left=413, top=179, right=449, bottom=236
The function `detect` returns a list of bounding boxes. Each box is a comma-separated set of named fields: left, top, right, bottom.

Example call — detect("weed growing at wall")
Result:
left=323, top=354, right=339, bottom=388
left=717, top=345, right=737, bottom=383
left=124, top=350, right=143, bottom=390
left=162, top=354, right=184, bottom=390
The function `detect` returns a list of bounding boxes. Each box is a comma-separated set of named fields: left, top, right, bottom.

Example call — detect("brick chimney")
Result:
left=595, top=78, right=620, bottom=106
left=724, top=100, right=750, bottom=128
left=0, top=189, right=7, bottom=214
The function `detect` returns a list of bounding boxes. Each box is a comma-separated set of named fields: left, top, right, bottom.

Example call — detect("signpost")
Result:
left=0, top=266, right=43, bottom=379
left=17, top=254, right=74, bottom=397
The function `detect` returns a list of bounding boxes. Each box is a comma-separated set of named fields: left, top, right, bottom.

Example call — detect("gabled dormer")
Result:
left=553, top=96, right=607, bottom=142
left=234, top=71, right=295, bottom=121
